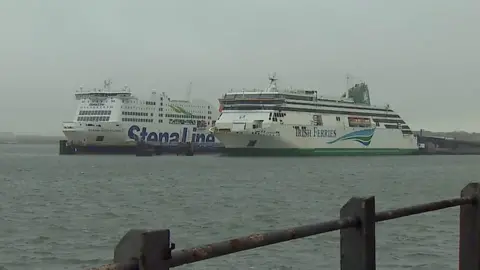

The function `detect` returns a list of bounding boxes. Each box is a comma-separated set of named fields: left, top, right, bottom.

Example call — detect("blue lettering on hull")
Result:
left=295, top=126, right=337, bottom=138
left=127, top=125, right=216, bottom=143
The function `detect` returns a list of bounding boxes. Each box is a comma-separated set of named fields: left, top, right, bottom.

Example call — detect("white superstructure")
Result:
left=211, top=74, right=418, bottom=156
left=62, top=80, right=220, bottom=146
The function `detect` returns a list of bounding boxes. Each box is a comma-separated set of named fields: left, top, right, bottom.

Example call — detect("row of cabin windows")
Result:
left=265, top=113, right=406, bottom=128
left=153, top=118, right=213, bottom=124
left=168, top=119, right=212, bottom=126
left=80, top=99, right=115, bottom=104
left=380, top=123, right=414, bottom=134
left=123, top=99, right=162, bottom=105
left=385, top=124, right=401, bottom=129
left=165, top=114, right=207, bottom=119
left=384, top=124, right=412, bottom=129
left=123, top=98, right=212, bottom=110
left=223, top=94, right=314, bottom=101
left=123, top=106, right=155, bottom=111
left=260, top=113, right=413, bottom=135
left=279, top=114, right=401, bottom=129
left=122, top=118, right=154, bottom=123
left=221, top=94, right=393, bottom=113
left=123, top=111, right=151, bottom=116
left=169, top=119, right=197, bottom=125
left=79, top=110, right=112, bottom=116
left=225, top=94, right=362, bottom=103
left=77, top=116, right=110, bottom=122
left=169, top=119, right=209, bottom=124
left=158, top=107, right=211, bottom=114
left=224, top=106, right=401, bottom=118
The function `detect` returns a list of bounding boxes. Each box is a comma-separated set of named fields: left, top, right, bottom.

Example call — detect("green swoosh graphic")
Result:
left=327, top=128, right=375, bottom=146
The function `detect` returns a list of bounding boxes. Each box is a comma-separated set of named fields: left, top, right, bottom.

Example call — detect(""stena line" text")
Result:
left=128, top=125, right=216, bottom=143
left=295, top=127, right=337, bottom=138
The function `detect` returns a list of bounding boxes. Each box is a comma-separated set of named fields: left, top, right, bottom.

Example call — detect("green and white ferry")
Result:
left=210, top=74, right=419, bottom=156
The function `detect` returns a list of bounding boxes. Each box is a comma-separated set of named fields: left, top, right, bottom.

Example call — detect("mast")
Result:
left=345, top=73, right=352, bottom=99
left=265, top=72, right=278, bottom=92
left=186, top=81, right=192, bottom=102
left=104, top=79, right=112, bottom=91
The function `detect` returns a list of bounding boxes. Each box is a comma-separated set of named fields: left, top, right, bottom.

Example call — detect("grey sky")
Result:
left=1, top=0, right=479, bottom=135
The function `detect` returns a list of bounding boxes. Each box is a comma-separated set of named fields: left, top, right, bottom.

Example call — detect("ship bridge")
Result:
left=75, top=79, right=132, bottom=100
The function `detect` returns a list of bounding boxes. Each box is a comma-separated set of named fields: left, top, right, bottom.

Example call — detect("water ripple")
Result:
left=0, top=145, right=479, bottom=270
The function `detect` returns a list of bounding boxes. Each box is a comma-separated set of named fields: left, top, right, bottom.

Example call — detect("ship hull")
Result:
left=63, top=122, right=224, bottom=155
left=220, top=147, right=418, bottom=156
left=215, top=125, right=419, bottom=157
left=71, top=144, right=224, bottom=155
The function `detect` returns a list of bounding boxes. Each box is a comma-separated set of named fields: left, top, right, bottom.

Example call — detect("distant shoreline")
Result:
left=0, top=142, right=60, bottom=145
left=6, top=135, right=66, bottom=145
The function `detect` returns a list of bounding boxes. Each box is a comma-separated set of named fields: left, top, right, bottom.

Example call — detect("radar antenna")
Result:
left=104, top=79, right=112, bottom=90
left=266, top=72, right=278, bottom=92
left=384, top=103, right=391, bottom=117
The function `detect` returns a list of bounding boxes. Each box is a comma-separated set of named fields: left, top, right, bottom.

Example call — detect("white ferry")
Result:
left=211, top=74, right=419, bottom=156
left=62, top=80, right=221, bottom=154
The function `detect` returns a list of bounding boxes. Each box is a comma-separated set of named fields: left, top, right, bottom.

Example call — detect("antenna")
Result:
left=266, top=72, right=278, bottom=92
left=186, top=81, right=192, bottom=102
left=345, top=73, right=352, bottom=99
left=346, top=73, right=351, bottom=90
left=345, top=73, right=356, bottom=99
left=104, top=79, right=112, bottom=91
left=384, top=103, right=390, bottom=117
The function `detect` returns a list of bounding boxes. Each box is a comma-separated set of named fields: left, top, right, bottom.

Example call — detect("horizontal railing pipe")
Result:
left=375, top=196, right=474, bottom=222
left=88, top=262, right=136, bottom=270
left=169, top=216, right=358, bottom=267
left=86, top=182, right=480, bottom=270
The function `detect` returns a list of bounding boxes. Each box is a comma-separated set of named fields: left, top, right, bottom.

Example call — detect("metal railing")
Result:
left=88, top=182, right=480, bottom=270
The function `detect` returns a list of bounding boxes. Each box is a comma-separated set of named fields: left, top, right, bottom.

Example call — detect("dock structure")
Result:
left=417, top=135, right=480, bottom=154
left=88, top=183, right=480, bottom=270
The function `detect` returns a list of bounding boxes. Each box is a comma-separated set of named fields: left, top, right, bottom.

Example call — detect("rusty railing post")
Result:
left=140, top=229, right=171, bottom=270
left=340, top=196, right=376, bottom=270
left=112, top=229, right=171, bottom=270
left=459, top=183, right=480, bottom=270
left=114, top=229, right=148, bottom=267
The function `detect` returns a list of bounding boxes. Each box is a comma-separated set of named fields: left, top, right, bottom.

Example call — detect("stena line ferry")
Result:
left=62, top=80, right=222, bottom=154
left=210, top=73, right=419, bottom=156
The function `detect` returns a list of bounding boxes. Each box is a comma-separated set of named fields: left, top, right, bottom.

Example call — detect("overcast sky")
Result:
left=0, top=0, right=479, bottom=135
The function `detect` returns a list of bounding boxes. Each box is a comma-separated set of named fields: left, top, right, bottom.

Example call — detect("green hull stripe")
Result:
left=222, top=148, right=419, bottom=157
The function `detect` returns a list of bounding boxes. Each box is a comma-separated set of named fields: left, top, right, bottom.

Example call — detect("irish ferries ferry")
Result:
left=62, top=80, right=221, bottom=154
left=210, top=74, right=419, bottom=156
